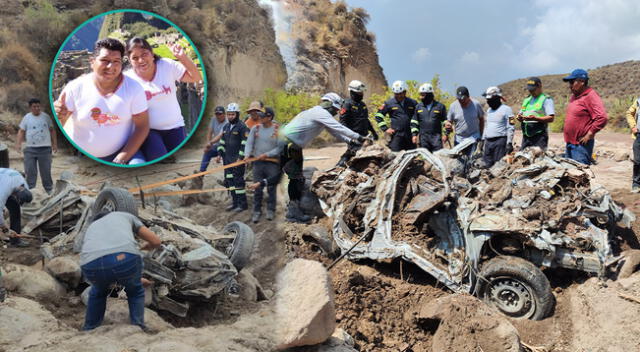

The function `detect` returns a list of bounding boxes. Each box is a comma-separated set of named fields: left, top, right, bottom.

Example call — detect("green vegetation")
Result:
left=240, top=89, right=320, bottom=124
left=98, top=12, right=124, bottom=39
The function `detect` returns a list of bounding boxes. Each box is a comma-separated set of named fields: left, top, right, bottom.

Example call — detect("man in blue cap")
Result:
left=200, top=105, right=228, bottom=172
left=562, top=69, right=608, bottom=165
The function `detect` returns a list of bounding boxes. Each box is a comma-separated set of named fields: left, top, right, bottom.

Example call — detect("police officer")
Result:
left=217, top=103, right=250, bottom=212
left=337, top=80, right=378, bottom=166
left=411, top=83, right=447, bottom=152
left=517, top=77, right=555, bottom=150
left=375, top=80, right=418, bottom=151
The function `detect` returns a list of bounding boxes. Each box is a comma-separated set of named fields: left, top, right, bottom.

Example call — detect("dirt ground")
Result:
left=2, top=131, right=640, bottom=351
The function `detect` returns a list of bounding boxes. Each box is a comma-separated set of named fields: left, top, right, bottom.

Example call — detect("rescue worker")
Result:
left=375, top=80, right=418, bottom=151
left=248, top=93, right=365, bottom=223
left=624, top=96, right=640, bottom=192
left=337, top=80, right=378, bottom=166
left=517, top=77, right=555, bottom=150
left=0, top=168, right=33, bottom=247
left=411, top=83, right=447, bottom=152
left=481, top=86, right=515, bottom=168
left=216, top=103, right=250, bottom=212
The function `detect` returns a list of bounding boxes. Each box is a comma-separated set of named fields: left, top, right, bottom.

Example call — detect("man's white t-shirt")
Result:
left=62, top=74, right=148, bottom=158
left=19, top=112, right=53, bottom=148
left=124, top=58, right=187, bottom=131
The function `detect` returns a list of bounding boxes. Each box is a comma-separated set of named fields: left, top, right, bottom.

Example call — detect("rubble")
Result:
left=1, top=264, right=66, bottom=301
left=276, top=259, right=336, bottom=349
left=311, top=144, right=638, bottom=319
left=44, top=256, right=81, bottom=288
left=0, top=296, right=66, bottom=348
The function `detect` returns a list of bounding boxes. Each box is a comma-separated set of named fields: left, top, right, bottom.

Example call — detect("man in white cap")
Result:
left=481, top=86, right=515, bottom=168
left=249, top=93, right=364, bottom=223
left=375, top=80, right=418, bottom=151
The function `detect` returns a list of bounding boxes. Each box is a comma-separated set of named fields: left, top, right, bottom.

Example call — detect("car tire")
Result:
left=477, top=255, right=554, bottom=320
left=223, top=221, right=255, bottom=271
left=93, top=187, right=138, bottom=216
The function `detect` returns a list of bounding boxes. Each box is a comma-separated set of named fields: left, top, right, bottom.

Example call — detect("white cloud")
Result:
left=412, top=47, right=431, bottom=63
left=460, top=51, right=480, bottom=64
left=516, top=0, right=640, bottom=73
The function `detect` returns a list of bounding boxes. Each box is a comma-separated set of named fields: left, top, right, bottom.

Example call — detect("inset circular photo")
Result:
left=49, top=9, right=207, bottom=167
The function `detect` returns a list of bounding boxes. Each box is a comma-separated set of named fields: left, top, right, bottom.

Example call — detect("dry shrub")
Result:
left=0, top=81, right=37, bottom=114
left=0, top=42, right=44, bottom=85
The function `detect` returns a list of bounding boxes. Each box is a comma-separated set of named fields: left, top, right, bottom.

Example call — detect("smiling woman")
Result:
left=49, top=9, right=207, bottom=167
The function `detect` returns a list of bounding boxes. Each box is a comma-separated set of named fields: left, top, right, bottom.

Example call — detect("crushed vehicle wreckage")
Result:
left=311, top=141, right=638, bottom=320
left=21, top=181, right=255, bottom=317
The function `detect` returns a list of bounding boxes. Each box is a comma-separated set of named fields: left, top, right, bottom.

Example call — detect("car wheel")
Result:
left=93, top=187, right=138, bottom=216
left=477, top=255, right=554, bottom=320
left=223, top=221, right=255, bottom=271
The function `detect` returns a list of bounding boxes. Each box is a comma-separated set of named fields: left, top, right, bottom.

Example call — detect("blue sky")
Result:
left=343, top=0, right=640, bottom=96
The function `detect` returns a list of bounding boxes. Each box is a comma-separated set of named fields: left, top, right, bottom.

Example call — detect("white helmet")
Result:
left=321, top=92, right=343, bottom=110
left=391, top=80, right=408, bottom=93
left=348, top=80, right=366, bottom=93
left=226, top=103, right=240, bottom=112
left=418, top=83, right=434, bottom=94
left=482, top=86, right=502, bottom=99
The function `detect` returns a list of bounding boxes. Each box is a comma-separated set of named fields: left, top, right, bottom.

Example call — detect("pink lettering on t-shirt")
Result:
left=144, top=85, right=172, bottom=101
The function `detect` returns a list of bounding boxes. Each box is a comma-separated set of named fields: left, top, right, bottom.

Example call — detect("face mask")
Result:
left=421, top=93, right=434, bottom=104
left=487, top=97, right=502, bottom=110
left=350, top=91, right=363, bottom=102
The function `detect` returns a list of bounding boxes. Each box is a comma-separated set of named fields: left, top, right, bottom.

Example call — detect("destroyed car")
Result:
left=311, top=143, right=636, bottom=320
left=29, top=183, right=254, bottom=317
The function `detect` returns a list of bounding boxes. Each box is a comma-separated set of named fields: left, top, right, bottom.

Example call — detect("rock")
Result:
left=103, top=299, right=173, bottom=332
left=146, top=340, right=201, bottom=352
left=618, top=249, right=640, bottom=279
left=0, top=296, right=67, bottom=348
left=59, top=170, right=75, bottom=181
left=45, top=256, right=81, bottom=288
left=1, top=264, right=66, bottom=301
left=614, top=152, right=630, bottom=162
left=276, top=259, right=336, bottom=349
left=237, top=270, right=268, bottom=302
left=418, top=294, right=522, bottom=352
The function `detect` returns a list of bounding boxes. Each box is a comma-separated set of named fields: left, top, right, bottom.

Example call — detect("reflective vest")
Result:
left=521, top=94, right=547, bottom=137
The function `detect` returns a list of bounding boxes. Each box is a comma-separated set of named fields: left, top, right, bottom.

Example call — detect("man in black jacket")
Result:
left=411, top=83, right=447, bottom=152
left=337, top=80, right=378, bottom=166
left=375, top=80, right=418, bottom=151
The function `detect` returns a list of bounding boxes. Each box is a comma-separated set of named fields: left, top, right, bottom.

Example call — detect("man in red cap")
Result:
left=562, top=69, right=608, bottom=165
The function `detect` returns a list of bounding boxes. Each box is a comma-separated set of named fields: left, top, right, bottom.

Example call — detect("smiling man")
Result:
left=54, top=38, right=149, bottom=165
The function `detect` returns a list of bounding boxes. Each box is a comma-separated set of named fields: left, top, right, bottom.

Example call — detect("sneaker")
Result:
left=9, top=238, right=30, bottom=248
left=632, top=186, right=640, bottom=193
left=266, top=210, right=275, bottom=221
left=233, top=206, right=248, bottom=213
left=251, top=212, right=261, bottom=223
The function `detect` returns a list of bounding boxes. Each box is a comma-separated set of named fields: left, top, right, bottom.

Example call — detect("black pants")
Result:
left=521, top=132, right=548, bottom=150
left=223, top=158, right=247, bottom=209
left=5, top=196, right=21, bottom=243
left=253, top=161, right=280, bottom=212
left=419, top=133, right=443, bottom=152
left=483, top=136, right=507, bottom=168
left=633, top=136, right=640, bottom=187
left=389, top=133, right=415, bottom=152
left=281, top=142, right=305, bottom=201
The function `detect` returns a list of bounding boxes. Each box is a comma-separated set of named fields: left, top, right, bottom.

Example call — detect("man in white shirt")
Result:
left=54, top=38, right=149, bottom=165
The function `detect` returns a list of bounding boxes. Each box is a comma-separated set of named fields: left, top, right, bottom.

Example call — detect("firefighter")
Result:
left=411, top=83, right=448, bottom=152
left=337, top=80, right=378, bottom=166
left=216, top=103, right=250, bottom=212
left=375, top=80, right=418, bottom=151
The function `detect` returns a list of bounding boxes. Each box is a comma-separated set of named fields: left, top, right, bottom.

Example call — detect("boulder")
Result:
left=103, top=299, right=173, bottom=332
left=237, top=270, right=267, bottom=302
left=418, top=294, right=522, bottom=352
left=1, top=264, right=65, bottom=301
left=0, top=296, right=66, bottom=348
left=45, top=256, right=81, bottom=288
left=276, top=259, right=336, bottom=349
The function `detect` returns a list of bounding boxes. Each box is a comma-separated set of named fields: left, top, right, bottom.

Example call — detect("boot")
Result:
left=233, top=192, right=248, bottom=212
left=251, top=211, right=261, bottom=223
left=9, top=237, right=30, bottom=248
left=226, top=193, right=237, bottom=211
left=285, top=200, right=311, bottom=224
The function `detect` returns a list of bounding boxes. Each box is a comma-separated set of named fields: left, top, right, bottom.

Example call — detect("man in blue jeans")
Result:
left=200, top=106, right=228, bottom=172
left=79, top=210, right=161, bottom=331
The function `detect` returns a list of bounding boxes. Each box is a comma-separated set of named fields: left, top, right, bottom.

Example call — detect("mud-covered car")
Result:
left=312, top=142, right=636, bottom=320
left=40, top=185, right=254, bottom=317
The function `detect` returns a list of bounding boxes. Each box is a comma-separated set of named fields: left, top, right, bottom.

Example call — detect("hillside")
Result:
left=499, top=60, right=640, bottom=132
